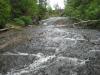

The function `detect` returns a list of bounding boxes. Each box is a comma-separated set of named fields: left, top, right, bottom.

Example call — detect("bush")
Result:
left=14, top=18, right=25, bottom=26
left=64, top=0, right=100, bottom=20
left=20, top=16, right=33, bottom=25
left=0, top=0, right=11, bottom=29
left=10, top=0, right=38, bottom=18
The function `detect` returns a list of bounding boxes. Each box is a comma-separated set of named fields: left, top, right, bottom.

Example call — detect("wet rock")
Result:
left=0, top=53, right=38, bottom=74
left=3, top=55, right=87, bottom=75
left=87, top=50, right=100, bottom=59
left=34, top=56, right=86, bottom=75
left=86, top=50, right=100, bottom=75
left=90, top=39, right=100, bottom=45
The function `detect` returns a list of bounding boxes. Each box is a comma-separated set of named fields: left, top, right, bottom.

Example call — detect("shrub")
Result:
left=0, top=0, right=11, bottom=29
left=10, top=0, right=38, bottom=18
left=14, top=18, right=25, bottom=26
left=64, top=0, right=100, bottom=20
left=20, top=16, right=33, bottom=25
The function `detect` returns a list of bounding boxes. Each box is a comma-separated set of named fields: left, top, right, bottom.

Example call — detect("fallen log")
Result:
left=0, top=28, right=9, bottom=32
left=73, top=20, right=100, bottom=25
left=73, top=20, right=100, bottom=28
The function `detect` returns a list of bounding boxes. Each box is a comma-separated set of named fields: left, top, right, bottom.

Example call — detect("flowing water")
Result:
left=0, top=17, right=100, bottom=75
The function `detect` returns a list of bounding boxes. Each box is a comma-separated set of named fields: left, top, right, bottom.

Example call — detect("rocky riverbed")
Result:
left=0, top=17, right=100, bottom=75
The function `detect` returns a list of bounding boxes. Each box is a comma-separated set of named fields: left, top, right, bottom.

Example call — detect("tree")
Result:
left=0, top=0, right=48, bottom=28
left=10, top=0, right=47, bottom=21
left=10, top=0, right=38, bottom=18
left=38, top=0, right=47, bottom=8
left=0, top=0, right=11, bottom=28
left=64, top=0, right=100, bottom=20
left=37, top=0, right=47, bottom=20
left=47, top=5, right=53, bottom=16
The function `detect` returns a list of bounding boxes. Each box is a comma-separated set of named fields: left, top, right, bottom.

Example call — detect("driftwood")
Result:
left=0, top=28, right=9, bottom=32
left=73, top=20, right=100, bottom=28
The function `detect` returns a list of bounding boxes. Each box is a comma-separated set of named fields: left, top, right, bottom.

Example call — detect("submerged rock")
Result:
left=90, top=39, right=100, bottom=45
left=30, top=56, right=86, bottom=75
left=43, top=56, right=86, bottom=75
left=4, top=55, right=86, bottom=75
left=86, top=50, right=100, bottom=75
left=87, top=50, right=100, bottom=59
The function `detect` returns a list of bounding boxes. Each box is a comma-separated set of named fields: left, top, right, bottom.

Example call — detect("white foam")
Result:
left=6, top=55, right=56, bottom=75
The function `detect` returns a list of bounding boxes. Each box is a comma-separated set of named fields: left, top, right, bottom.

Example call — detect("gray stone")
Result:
left=86, top=50, right=100, bottom=75
left=87, top=50, right=100, bottom=59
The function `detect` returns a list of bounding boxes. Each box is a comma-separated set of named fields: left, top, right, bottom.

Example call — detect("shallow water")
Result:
left=0, top=17, right=100, bottom=75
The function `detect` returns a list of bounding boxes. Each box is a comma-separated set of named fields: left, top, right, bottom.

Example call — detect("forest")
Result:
left=64, top=0, right=100, bottom=20
left=0, top=0, right=100, bottom=29
left=0, top=0, right=47, bottom=29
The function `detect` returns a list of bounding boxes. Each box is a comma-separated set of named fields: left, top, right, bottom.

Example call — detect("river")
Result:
left=0, top=17, right=100, bottom=75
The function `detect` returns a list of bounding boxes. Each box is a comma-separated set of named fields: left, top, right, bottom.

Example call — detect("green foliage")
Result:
left=10, top=0, right=38, bottom=17
left=0, top=0, right=11, bottom=28
left=47, top=6, right=53, bottom=16
left=13, top=16, right=33, bottom=26
left=64, top=0, right=100, bottom=20
left=47, top=5, right=61, bottom=17
left=20, top=0, right=38, bottom=16
left=38, top=4, right=47, bottom=19
left=10, top=0, right=47, bottom=23
left=20, top=16, right=33, bottom=25
left=14, top=18, right=25, bottom=26
left=0, top=0, right=48, bottom=28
